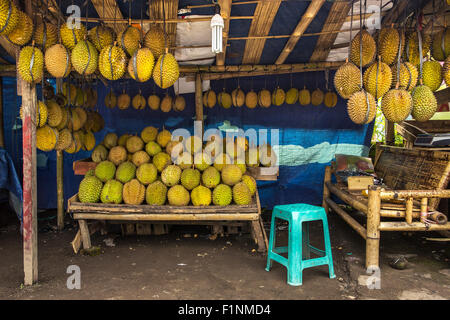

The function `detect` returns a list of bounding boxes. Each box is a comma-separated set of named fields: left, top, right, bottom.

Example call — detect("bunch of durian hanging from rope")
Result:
left=334, top=17, right=449, bottom=124
left=0, top=0, right=180, bottom=88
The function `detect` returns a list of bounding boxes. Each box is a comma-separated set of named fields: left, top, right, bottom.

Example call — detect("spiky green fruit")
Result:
left=180, top=168, right=201, bottom=191
left=167, top=185, right=190, bottom=206
left=100, top=179, right=123, bottom=204
left=212, top=184, right=233, bottom=206
left=232, top=182, right=252, bottom=205
left=202, top=166, right=221, bottom=189
left=161, top=165, right=182, bottom=187
left=94, top=160, right=116, bottom=182
left=191, top=185, right=212, bottom=206
left=115, top=161, right=136, bottom=183
left=146, top=180, right=167, bottom=205
left=78, top=175, right=103, bottom=203
left=221, top=164, right=242, bottom=186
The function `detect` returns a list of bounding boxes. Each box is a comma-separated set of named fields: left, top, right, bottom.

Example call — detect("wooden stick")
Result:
left=420, top=198, right=428, bottom=223
left=380, top=189, right=450, bottom=200
left=322, top=166, right=331, bottom=213
left=78, top=220, right=91, bottom=250
left=405, top=197, right=413, bottom=224
left=195, top=73, right=203, bottom=137
left=73, top=213, right=260, bottom=221
left=379, top=222, right=450, bottom=231
left=325, top=197, right=367, bottom=239
left=71, top=230, right=82, bottom=254
left=56, top=150, right=64, bottom=230
left=366, top=186, right=381, bottom=268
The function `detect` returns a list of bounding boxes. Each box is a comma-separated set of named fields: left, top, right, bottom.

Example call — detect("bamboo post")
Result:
left=195, top=73, right=203, bottom=136
left=366, top=186, right=381, bottom=268
left=0, top=77, right=4, bottom=148
left=420, top=198, right=428, bottom=223
left=56, top=150, right=64, bottom=230
left=405, top=197, right=413, bottom=224
left=385, top=120, right=395, bottom=146
left=322, top=166, right=331, bottom=213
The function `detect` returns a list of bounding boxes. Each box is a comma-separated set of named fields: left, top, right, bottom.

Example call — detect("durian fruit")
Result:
left=6, top=10, right=33, bottom=46
left=391, top=61, right=418, bottom=91
left=0, top=0, right=19, bottom=36
left=62, top=82, right=77, bottom=104
left=175, top=152, right=193, bottom=170
left=89, top=111, right=105, bottom=133
left=411, top=85, right=438, bottom=122
left=71, top=40, right=98, bottom=76
left=136, top=163, right=158, bottom=185
left=54, top=128, right=73, bottom=151
left=98, top=44, right=127, bottom=80
left=233, top=182, right=252, bottom=205
left=74, top=87, right=87, bottom=107
left=161, top=165, right=182, bottom=187
left=191, top=185, right=212, bottom=206
left=152, top=52, right=180, bottom=89
left=143, top=25, right=166, bottom=59
left=432, top=28, right=450, bottom=61
left=95, top=160, right=116, bottom=182
left=128, top=47, right=155, bottom=82
left=347, top=90, right=377, bottom=125
left=381, top=88, right=412, bottom=123
left=285, top=88, right=299, bottom=105
left=167, top=185, right=190, bottom=206
left=83, top=131, right=96, bottom=151
left=36, top=125, right=58, bottom=152
left=378, top=27, right=403, bottom=65
left=231, top=87, right=245, bottom=107
left=103, top=132, right=118, bottom=149
left=272, top=87, right=285, bottom=106
left=334, top=62, right=361, bottom=99
left=65, top=131, right=83, bottom=154
left=299, top=86, right=311, bottom=105
left=218, top=91, right=232, bottom=109
left=108, top=146, right=127, bottom=166
left=115, top=161, right=137, bottom=184
left=46, top=100, right=63, bottom=128
left=185, top=135, right=202, bottom=155
left=403, top=31, right=431, bottom=67
left=59, top=22, right=87, bottom=50
left=141, top=126, right=158, bottom=143
left=146, top=180, right=168, bottom=205
left=88, top=25, right=115, bottom=51
left=68, top=108, right=83, bottom=131
left=422, top=60, right=443, bottom=92
left=146, top=141, right=162, bottom=157
left=242, top=175, right=257, bottom=196
left=221, top=164, right=242, bottom=186
left=201, top=166, right=220, bottom=189
left=91, top=144, right=108, bottom=163
left=258, top=89, right=271, bottom=108
left=123, top=179, right=146, bottom=205
left=105, top=90, right=117, bottom=108
left=311, top=88, right=324, bottom=106
left=160, top=94, right=173, bottom=113
left=203, top=90, right=216, bottom=108
left=19, top=100, right=47, bottom=127
left=156, top=129, right=172, bottom=148
left=194, top=152, right=212, bottom=171
left=173, top=95, right=186, bottom=112
left=148, top=94, right=160, bottom=110
left=212, top=184, right=232, bottom=206
left=18, top=46, right=44, bottom=84
left=126, top=136, right=144, bottom=153
left=363, top=60, right=393, bottom=100
left=117, top=92, right=131, bottom=110
left=350, top=30, right=376, bottom=67
left=245, top=90, right=258, bottom=109
left=78, top=175, right=103, bottom=203
left=86, top=87, right=98, bottom=108
left=33, top=21, right=58, bottom=50
left=56, top=107, right=69, bottom=130
left=443, top=56, right=450, bottom=87
left=132, top=92, right=146, bottom=110
left=324, top=91, right=338, bottom=108
left=100, top=179, right=123, bottom=204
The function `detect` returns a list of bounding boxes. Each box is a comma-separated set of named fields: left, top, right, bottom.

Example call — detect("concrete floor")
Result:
left=0, top=208, right=449, bottom=300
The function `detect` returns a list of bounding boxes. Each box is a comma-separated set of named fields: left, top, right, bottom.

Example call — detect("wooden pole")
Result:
left=195, top=73, right=203, bottom=136
left=366, top=186, right=381, bottom=268
left=385, top=120, right=395, bottom=146
left=405, top=197, right=413, bottom=224
left=322, top=166, right=331, bottom=213
left=56, top=150, right=64, bottom=230
left=0, top=77, right=4, bottom=148
left=420, top=198, right=428, bottom=223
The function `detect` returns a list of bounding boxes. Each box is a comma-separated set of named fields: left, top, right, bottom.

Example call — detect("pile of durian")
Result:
left=202, top=86, right=338, bottom=109
left=334, top=27, right=449, bottom=124
left=104, top=90, right=186, bottom=112
left=78, top=127, right=277, bottom=206
left=21, top=82, right=105, bottom=153
left=2, top=0, right=179, bottom=88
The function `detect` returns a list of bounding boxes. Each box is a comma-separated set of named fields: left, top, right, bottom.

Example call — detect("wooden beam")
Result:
left=310, top=0, right=351, bottom=62
left=0, top=37, right=18, bottom=60
left=79, top=16, right=253, bottom=24
left=91, top=0, right=126, bottom=34
left=149, top=0, right=179, bottom=54
left=435, top=87, right=450, bottom=106
left=381, top=0, right=408, bottom=26
left=242, top=1, right=281, bottom=64
left=276, top=0, right=325, bottom=65
left=216, top=0, right=232, bottom=66
left=195, top=73, right=203, bottom=135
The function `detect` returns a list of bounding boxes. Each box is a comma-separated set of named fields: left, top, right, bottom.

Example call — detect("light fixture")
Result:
left=211, top=3, right=224, bottom=54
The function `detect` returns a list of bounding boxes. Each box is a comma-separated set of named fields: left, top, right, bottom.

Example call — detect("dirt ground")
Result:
left=0, top=206, right=449, bottom=300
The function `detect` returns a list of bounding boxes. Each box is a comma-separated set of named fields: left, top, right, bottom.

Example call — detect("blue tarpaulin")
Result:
left=1, top=70, right=373, bottom=217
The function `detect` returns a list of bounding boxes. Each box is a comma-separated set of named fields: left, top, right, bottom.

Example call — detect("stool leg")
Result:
left=265, top=212, right=277, bottom=272
left=287, top=219, right=302, bottom=286
left=322, top=219, right=336, bottom=279
left=302, top=221, right=310, bottom=260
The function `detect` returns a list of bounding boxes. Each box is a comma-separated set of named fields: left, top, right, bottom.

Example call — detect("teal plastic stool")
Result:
left=265, top=203, right=335, bottom=286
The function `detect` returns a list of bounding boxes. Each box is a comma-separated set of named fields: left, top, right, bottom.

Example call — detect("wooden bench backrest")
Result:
left=374, top=146, right=450, bottom=210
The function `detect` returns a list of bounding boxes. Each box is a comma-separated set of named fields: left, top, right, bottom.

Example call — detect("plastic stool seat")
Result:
left=265, top=203, right=335, bottom=286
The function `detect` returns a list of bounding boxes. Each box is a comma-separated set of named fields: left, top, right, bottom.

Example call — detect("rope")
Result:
left=348, top=0, right=354, bottom=59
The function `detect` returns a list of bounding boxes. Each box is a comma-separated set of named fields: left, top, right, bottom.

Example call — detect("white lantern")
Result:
left=211, top=12, right=224, bottom=54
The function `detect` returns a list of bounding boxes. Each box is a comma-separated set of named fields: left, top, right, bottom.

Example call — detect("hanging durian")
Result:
left=36, top=125, right=58, bottom=152
left=6, top=10, right=33, bottom=46
left=152, top=51, right=180, bottom=89
left=311, top=88, right=324, bottom=106
left=0, top=0, right=19, bottom=36
left=443, top=56, right=450, bottom=87
left=403, top=31, right=431, bottom=67
left=231, top=87, right=245, bottom=107
left=272, top=87, right=285, bottom=106
left=98, top=43, right=127, bottom=80
left=285, top=88, right=299, bottom=105
left=391, top=61, right=418, bottom=91
left=45, top=44, right=71, bottom=78
left=128, top=47, right=155, bottom=82
left=298, top=86, right=311, bottom=105
left=59, top=22, right=87, bottom=50
left=324, top=91, right=338, bottom=108
left=117, top=25, right=141, bottom=56
left=33, top=21, right=58, bottom=50
left=117, top=91, right=131, bottom=110
left=71, top=40, right=98, bottom=76
left=18, top=46, right=44, bottom=84
left=347, top=90, right=376, bottom=124
left=148, top=94, right=160, bottom=110
left=144, top=25, right=166, bottom=59
left=421, top=60, right=443, bottom=92
left=245, top=90, right=258, bottom=109
left=218, top=91, right=232, bottom=109
left=431, top=28, right=450, bottom=61
left=160, top=94, right=173, bottom=112
left=88, top=25, right=115, bottom=51
left=173, top=95, right=186, bottom=111
left=258, top=89, right=271, bottom=108
left=411, top=85, right=438, bottom=122
left=378, top=27, right=404, bottom=65
left=363, top=60, right=393, bottom=100
left=350, top=29, right=376, bottom=67
left=203, top=90, right=216, bottom=108
left=132, top=92, right=146, bottom=110
left=381, top=87, right=412, bottom=123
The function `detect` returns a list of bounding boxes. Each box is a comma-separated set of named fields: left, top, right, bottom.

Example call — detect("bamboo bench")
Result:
left=323, top=145, right=450, bottom=268
left=67, top=189, right=269, bottom=253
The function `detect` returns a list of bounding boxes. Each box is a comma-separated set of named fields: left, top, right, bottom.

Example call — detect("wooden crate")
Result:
left=73, top=158, right=97, bottom=175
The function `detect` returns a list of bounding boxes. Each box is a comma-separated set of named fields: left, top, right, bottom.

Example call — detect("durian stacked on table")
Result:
left=334, top=26, right=446, bottom=124
left=20, top=82, right=104, bottom=153
left=104, top=89, right=186, bottom=112
left=79, top=127, right=277, bottom=206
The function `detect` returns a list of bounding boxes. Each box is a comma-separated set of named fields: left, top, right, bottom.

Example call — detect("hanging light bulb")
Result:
left=211, top=3, right=224, bottom=54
